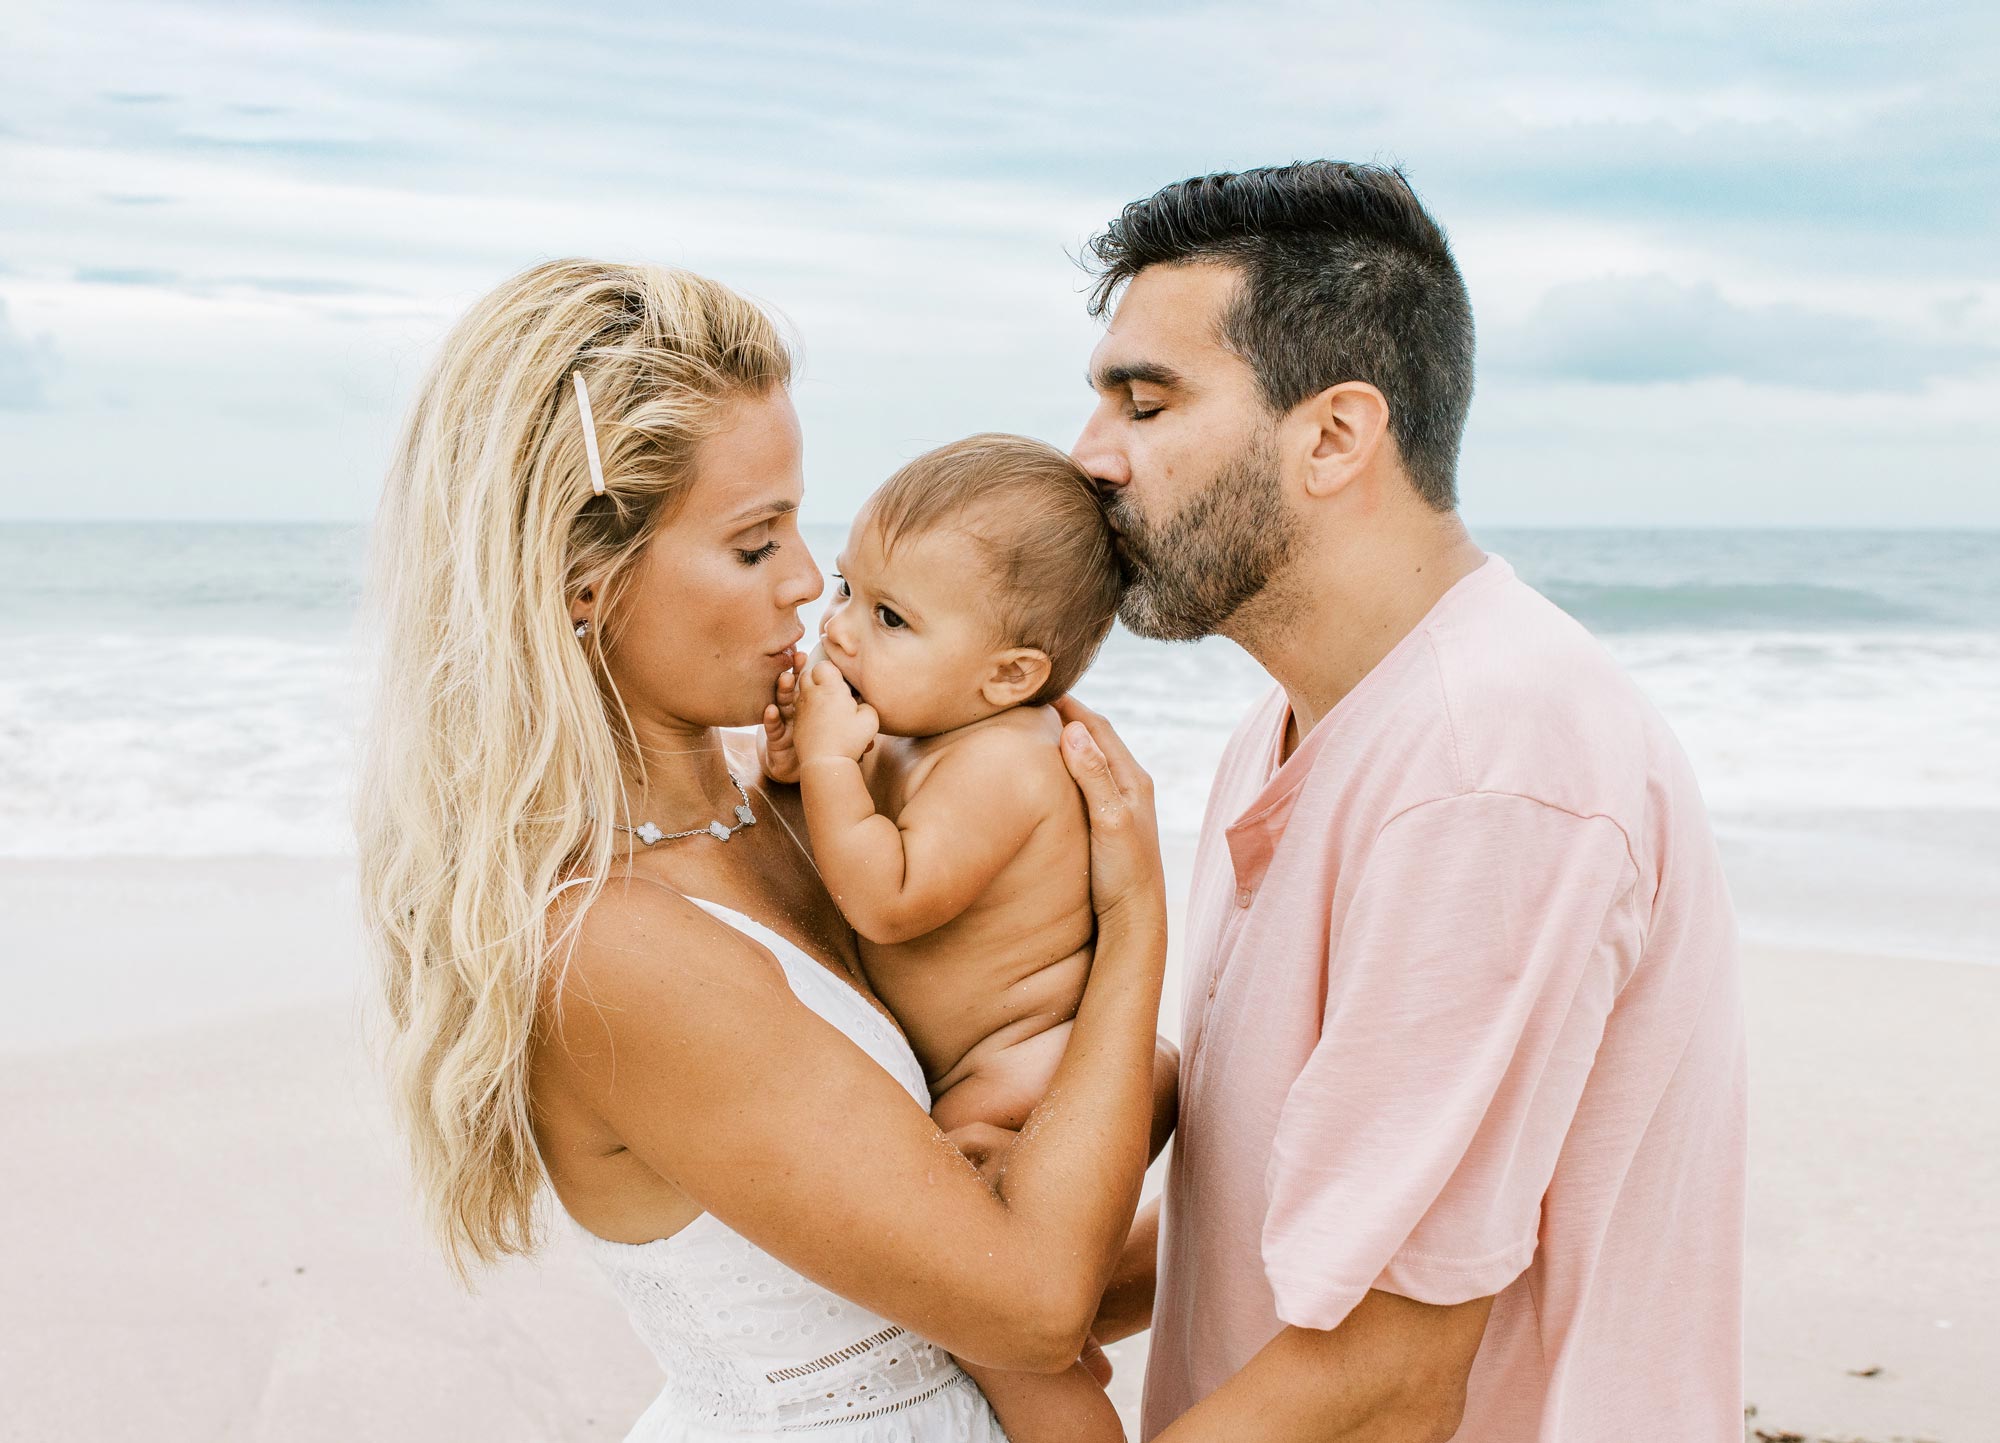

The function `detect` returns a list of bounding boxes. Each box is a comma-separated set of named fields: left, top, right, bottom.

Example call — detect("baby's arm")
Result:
left=792, top=662, right=1049, bottom=944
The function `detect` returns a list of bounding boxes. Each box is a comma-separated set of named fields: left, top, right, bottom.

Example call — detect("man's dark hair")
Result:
left=1084, top=161, right=1474, bottom=511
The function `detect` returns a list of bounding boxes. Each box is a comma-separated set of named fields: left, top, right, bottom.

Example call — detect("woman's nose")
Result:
left=779, top=542, right=823, bottom=609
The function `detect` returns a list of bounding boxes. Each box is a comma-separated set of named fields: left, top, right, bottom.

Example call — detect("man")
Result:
left=1074, top=163, right=1746, bottom=1441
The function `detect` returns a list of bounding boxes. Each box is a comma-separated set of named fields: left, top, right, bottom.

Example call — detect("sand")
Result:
left=2, top=857, right=1995, bottom=1441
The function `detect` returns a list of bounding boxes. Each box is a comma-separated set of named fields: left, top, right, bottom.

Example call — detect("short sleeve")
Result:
left=1261, top=791, right=1641, bottom=1332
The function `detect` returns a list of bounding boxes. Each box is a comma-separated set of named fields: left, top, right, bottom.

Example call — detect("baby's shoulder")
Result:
left=920, top=706, right=1070, bottom=794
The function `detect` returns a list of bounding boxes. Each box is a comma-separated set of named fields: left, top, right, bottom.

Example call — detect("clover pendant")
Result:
left=735, top=805, right=756, bottom=827
left=634, top=822, right=664, bottom=845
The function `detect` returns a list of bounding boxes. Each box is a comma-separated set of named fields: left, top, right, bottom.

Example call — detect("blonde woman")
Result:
left=357, top=259, right=1167, bottom=1442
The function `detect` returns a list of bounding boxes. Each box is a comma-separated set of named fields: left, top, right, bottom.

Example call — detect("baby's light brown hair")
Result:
left=867, top=434, right=1120, bottom=708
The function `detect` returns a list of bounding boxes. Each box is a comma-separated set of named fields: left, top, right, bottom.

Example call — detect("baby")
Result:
left=759, top=434, right=1177, bottom=1443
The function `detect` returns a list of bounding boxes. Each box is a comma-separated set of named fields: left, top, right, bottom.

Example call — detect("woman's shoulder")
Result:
left=543, top=870, right=791, bottom=1042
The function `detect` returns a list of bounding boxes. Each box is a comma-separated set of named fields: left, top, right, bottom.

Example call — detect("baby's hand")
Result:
left=795, top=656, right=879, bottom=766
left=758, top=648, right=808, bottom=784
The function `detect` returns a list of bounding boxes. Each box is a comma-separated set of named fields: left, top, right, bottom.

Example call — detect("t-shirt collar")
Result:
left=1223, top=554, right=1511, bottom=878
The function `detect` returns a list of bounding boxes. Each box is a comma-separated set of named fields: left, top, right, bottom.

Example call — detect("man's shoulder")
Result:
left=1423, top=567, right=1671, bottom=818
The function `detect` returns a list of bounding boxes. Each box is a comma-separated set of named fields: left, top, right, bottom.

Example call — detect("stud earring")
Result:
left=574, top=620, right=590, bottom=639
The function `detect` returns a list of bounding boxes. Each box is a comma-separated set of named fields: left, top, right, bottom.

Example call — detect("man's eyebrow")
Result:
left=1089, top=360, right=1186, bottom=393
left=724, top=499, right=798, bottom=527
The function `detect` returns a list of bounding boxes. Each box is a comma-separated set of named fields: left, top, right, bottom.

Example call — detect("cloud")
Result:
left=1, top=0, right=1995, bottom=521
left=74, top=266, right=180, bottom=286
left=1499, top=274, right=1999, bottom=391
left=0, top=299, right=57, bottom=407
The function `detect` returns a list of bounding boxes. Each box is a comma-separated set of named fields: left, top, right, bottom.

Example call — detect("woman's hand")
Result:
left=1053, top=695, right=1165, bottom=938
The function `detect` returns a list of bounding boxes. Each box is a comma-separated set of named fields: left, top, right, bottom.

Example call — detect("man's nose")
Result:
left=1071, top=410, right=1130, bottom=491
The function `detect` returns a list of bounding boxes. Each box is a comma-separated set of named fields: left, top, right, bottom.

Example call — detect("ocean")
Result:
left=1, top=523, right=1993, bottom=965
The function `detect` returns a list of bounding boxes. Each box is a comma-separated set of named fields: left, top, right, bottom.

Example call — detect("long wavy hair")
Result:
left=356, top=259, right=792, bottom=1277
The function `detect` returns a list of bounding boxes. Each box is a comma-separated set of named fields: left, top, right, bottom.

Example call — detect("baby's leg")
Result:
left=959, top=1357, right=1124, bottom=1443
left=930, top=1020, right=1073, bottom=1135
left=933, top=1023, right=1123, bottom=1440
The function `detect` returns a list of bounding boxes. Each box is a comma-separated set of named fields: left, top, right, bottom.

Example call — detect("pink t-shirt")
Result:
left=1142, top=556, right=1745, bottom=1441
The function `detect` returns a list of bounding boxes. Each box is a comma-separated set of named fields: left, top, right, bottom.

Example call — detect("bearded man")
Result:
left=1074, top=162, right=1746, bottom=1443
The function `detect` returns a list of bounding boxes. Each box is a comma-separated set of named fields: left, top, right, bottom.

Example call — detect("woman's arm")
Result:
left=544, top=701, right=1166, bottom=1373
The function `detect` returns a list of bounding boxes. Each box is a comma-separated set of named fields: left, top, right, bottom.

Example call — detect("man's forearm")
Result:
left=1151, top=1291, right=1492, bottom=1443
left=1090, top=1197, right=1159, bottom=1344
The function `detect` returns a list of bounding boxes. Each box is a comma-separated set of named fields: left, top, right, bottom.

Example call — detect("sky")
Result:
left=0, top=0, right=1995, bottom=527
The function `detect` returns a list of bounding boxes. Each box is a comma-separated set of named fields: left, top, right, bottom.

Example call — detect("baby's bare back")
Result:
left=859, top=709, right=1094, bottom=1121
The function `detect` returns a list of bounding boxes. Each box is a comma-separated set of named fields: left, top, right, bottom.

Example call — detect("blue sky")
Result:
left=1, top=0, right=1995, bottom=525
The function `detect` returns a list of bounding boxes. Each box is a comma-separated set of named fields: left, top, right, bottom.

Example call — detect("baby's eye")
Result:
left=832, top=573, right=850, bottom=599
left=875, top=605, right=906, bottom=630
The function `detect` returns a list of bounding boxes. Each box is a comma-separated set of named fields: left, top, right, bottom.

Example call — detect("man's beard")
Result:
left=1105, top=434, right=1297, bottom=642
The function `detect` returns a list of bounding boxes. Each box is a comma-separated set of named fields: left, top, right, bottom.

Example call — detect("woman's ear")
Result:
left=569, top=583, right=597, bottom=627
left=979, top=648, right=1054, bottom=709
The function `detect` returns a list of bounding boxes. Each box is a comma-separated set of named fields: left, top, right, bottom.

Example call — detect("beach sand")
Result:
left=3, top=857, right=1994, bottom=1441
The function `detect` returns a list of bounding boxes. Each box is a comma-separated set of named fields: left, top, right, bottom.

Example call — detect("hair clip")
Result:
left=572, top=372, right=606, bottom=496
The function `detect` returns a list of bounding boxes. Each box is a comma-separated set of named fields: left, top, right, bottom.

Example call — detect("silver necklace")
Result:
left=616, top=773, right=757, bottom=845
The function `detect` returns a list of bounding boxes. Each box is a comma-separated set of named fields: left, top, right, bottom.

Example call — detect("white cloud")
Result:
left=1497, top=274, right=1999, bottom=390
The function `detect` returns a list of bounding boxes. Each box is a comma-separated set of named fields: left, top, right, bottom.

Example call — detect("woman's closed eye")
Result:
left=736, top=540, right=780, bottom=565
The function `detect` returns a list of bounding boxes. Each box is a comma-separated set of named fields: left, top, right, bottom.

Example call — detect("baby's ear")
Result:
left=980, top=647, right=1053, bottom=708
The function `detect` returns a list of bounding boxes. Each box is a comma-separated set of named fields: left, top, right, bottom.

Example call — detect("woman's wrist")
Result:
left=1093, top=888, right=1168, bottom=973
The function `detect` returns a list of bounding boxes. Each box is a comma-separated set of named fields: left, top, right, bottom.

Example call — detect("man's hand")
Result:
left=758, top=648, right=808, bottom=784
left=794, top=656, right=880, bottom=767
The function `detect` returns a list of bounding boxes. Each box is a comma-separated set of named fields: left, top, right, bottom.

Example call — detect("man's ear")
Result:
left=1299, top=381, right=1391, bottom=500
left=980, top=648, right=1054, bottom=709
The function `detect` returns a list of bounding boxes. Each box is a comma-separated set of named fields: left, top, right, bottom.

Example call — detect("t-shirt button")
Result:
left=1234, top=888, right=1253, bottom=908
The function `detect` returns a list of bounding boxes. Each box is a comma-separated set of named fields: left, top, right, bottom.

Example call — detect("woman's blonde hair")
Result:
left=356, top=258, right=791, bottom=1277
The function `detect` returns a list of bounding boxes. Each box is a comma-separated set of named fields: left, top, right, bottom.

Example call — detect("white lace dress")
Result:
left=572, top=897, right=1010, bottom=1442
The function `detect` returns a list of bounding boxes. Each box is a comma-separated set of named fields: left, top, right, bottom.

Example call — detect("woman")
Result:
left=357, top=259, right=1167, bottom=1440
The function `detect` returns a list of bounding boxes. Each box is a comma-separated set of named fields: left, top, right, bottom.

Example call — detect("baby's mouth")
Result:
left=804, top=642, right=864, bottom=702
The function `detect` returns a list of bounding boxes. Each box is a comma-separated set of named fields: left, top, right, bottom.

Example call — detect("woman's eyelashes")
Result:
left=735, top=540, right=780, bottom=565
